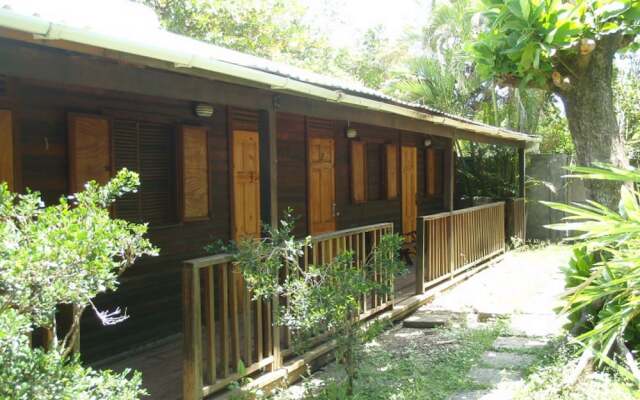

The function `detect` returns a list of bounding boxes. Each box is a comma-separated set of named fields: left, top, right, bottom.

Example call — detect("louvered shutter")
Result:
left=351, top=141, right=366, bottom=203
left=112, top=118, right=177, bottom=225
left=0, top=110, right=13, bottom=190
left=113, top=119, right=141, bottom=222
left=181, top=126, right=209, bottom=220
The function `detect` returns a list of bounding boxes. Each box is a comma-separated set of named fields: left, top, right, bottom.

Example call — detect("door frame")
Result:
left=305, top=118, right=337, bottom=236
left=230, top=129, right=261, bottom=241
left=401, top=145, right=418, bottom=238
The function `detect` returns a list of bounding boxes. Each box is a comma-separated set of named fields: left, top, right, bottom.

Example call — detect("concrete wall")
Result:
left=527, top=154, right=585, bottom=242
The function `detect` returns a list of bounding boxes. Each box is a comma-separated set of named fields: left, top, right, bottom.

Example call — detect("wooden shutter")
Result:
left=351, top=141, right=366, bottom=203
left=426, top=147, right=443, bottom=197
left=0, top=109, right=13, bottom=190
left=181, top=126, right=209, bottom=220
left=112, top=118, right=177, bottom=225
left=385, top=144, right=398, bottom=199
left=68, top=114, right=111, bottom=192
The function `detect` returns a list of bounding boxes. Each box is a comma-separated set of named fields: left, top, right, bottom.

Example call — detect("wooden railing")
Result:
left=416, top=202, right=506, bottom=293
left=182, top=254, right=275, bottom=400
left=182, top=222, right=394, bottom=400
left=505, top=197, right=526, bottom=245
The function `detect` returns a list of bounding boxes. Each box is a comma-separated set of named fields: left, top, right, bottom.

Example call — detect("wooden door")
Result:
left=68, top=114, right=111, bottom=192
left=401, top=146, right=418, bottom=238
left=232, top=130, right=261, bottom=241
left=308, top=137, right=336, bottom=235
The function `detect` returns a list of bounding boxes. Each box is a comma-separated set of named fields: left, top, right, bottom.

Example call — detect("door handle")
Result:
left=332, top=203, right=336, bottom=217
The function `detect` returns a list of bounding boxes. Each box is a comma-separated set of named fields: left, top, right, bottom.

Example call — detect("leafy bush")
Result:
left=0, top=169, right=158, bottom=399
left=544, top=164, right=640, bottom=382
left=234, top=210, right=405, bottom=395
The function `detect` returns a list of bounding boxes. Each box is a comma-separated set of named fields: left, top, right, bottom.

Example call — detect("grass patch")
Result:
left=513, top=339, right=639, bottom=400
left=276, top=322, right=505, bottom=400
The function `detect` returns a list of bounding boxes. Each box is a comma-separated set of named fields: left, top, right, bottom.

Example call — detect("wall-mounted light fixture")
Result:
left=424, top=139, right=432, bottom=147
left=194, top=103, right=214, bottom=118
left=346, top=121, right=358, bottom=139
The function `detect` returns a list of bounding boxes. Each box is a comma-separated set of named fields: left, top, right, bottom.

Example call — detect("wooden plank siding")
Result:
left=6, top=80, right=449, bottom=362
left=276, top=114, right=448, bottom=238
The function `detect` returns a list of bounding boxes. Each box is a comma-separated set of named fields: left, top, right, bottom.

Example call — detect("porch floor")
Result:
left=96, top=263, right=418, bottom=400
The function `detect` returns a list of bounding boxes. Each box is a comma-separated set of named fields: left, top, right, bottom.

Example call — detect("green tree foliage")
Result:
left=537, top=100, right=574, bottom=154
left=234, top=210, right=405, bottom=395
left=545, top=164, right=640, bottom=382
left=472, top=0, right=640, bottom=208
left=142, top=0, right=345, bottom=76
left=337, top=25, right=408, bottom=90
left=0, top=170, right=158, bottom=399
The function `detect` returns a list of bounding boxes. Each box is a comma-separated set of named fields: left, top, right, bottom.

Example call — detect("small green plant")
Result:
left=0, top=169, right=158, bottom=399
left=234, top=209, right=405, bottom=396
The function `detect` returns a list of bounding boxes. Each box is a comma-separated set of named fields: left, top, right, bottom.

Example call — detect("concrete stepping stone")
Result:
left=403, top=314, right=448, bottom=329
left=468, top=367, right=522, bottom=386
left=448, top=390, right=490, bottom=400
left=508, top=314, right=565, bottom=337
left=481, top=351, right=535, bottom=370
left=492, top=336, right=547, bottom=352
left=449, top=389, right=515, bottom=400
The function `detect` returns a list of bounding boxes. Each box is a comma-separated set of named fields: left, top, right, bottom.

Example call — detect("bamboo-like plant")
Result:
left=543, top=163, right=640, bottom=383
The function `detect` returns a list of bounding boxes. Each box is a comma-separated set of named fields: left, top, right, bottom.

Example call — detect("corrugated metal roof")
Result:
left=0, top=0, right=537, bottom=143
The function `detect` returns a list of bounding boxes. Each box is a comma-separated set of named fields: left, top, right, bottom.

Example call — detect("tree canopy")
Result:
left=472, top=0, right=640, bottom=89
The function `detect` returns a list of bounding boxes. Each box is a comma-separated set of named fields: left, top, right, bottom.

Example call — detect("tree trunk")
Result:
left=559, top=35, right=629, bottom=210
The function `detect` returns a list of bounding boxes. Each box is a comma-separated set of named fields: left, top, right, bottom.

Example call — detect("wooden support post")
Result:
left=518, top=147, right=526, bottom=242
left=518, top=147, right=525, bottom=198
left=447, top=137, right=455, bottom=278
left=266, top=102, right=281, bottom=371
left=415, top=218, right=425, bottom=295
left=182, top=264, right=203, bottom=400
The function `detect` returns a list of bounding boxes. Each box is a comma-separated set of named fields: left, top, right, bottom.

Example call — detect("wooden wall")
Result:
left=4, top=79, right=234, bottom=361
left=276, top=113, right=448, bottom=236
left=3, top=76, right=450, bottom=362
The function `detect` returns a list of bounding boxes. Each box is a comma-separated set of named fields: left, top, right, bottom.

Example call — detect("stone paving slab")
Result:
left=492, top=336, right=547, bottom=352
left=448, top=390, right=491, bottom=400
left=469, top=367, right=522, bottom=386
left=508, top=314, right=566, bottom=337
left=449, top=389, right=516, bottom=400
left=481, top=351, right=535, bottom=370
left=402, top=314, right=448, bottom=329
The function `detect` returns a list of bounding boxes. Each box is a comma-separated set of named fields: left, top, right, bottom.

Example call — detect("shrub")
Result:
left=234, top=210, right=405, bottom=395
left=0, top=169, right=158, bottom=399
left=544, top=164, right=640, bottom=382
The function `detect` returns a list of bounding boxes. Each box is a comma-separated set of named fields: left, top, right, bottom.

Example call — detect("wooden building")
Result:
left=0, top=5, right=535, bottom=399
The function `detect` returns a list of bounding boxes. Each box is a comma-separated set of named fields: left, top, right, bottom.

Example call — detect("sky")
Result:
left=306, top=0, right=432, bottom=48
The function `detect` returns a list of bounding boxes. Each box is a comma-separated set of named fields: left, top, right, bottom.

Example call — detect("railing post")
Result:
left=183, top=263, right=203, bottom=400
left=447, top=136, right=455, bottom=279
left=271, top=293, right=282, bottom=370
left=415, top=217, right=425, bottom=295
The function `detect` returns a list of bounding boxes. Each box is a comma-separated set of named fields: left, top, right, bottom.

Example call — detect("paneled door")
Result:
left=308, top=137, right=336, bottom=235
left=232, top=130, right=261, bottom=241
left=401, top=146, right=418, bottom=238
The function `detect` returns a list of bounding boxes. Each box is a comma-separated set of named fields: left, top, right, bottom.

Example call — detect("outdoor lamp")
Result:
left=194, top=103, right=214, bottom=118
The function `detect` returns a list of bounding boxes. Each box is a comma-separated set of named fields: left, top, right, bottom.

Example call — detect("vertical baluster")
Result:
left=220, top=263, right=229, bottom=378
left=242, top=283, right=252, bottom=366
left=230, top=265, right=240, bottom=371
left=203, top=267, right=216, bottom=385
left=255, top=297, right=263, bottom=362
